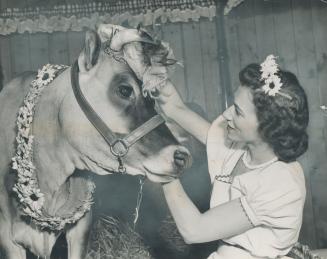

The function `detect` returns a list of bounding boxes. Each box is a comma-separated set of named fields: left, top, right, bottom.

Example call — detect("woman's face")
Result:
left=222, top=86, right=262, bottom=144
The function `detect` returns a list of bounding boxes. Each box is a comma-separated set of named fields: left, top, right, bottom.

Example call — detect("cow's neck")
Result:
left=32, top=68, right=77, bottom=211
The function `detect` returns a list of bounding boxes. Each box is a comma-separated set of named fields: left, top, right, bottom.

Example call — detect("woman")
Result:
left=154, top=55, right=309, bottom=259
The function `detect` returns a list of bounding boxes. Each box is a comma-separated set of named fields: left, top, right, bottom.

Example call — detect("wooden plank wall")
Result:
left=224, top=0, right=327, bottom=249
left=0, top=0, right=327, bottom=250
left=0, top=20, right=223, bottom=120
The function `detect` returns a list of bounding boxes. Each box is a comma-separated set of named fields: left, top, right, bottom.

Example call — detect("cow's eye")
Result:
left=117, top=84, right=134, bottom=99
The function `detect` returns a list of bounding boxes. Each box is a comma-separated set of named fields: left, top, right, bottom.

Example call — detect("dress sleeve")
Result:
left=238, top=163, right=306, bottom=228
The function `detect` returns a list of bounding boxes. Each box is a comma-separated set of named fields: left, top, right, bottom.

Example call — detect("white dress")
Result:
left=206, top=117, right=306, bottom=259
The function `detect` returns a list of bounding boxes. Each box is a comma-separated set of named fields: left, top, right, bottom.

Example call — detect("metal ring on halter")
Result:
left=110, top=139, right=129, bottom=158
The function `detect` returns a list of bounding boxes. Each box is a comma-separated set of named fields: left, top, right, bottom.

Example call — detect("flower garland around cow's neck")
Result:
left=11, top=64, right=95, bottom=231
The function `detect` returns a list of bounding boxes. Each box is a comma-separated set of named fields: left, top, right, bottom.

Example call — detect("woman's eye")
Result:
left=234, top=106, right=241, bottom=116
left=117, top=85, right=134, bottom=99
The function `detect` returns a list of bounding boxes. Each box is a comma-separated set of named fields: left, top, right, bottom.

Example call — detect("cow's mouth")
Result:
left=83, top=154, right=119, bottom=175
left=83, top=153, right=182, bottom=184
left=143, top=166, right=179, bottom=183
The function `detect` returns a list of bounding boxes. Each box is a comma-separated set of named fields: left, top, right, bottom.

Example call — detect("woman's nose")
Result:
left=223, top=106, right=233, bottom=121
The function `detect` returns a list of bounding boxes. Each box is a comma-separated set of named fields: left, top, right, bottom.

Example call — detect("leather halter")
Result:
left=71, top=60, right=165, bottom=173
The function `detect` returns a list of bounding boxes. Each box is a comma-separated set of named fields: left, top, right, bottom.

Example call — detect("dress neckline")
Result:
left=241, top=150, right=278, bottom=170
left=215, top=145, right=279, bottom=184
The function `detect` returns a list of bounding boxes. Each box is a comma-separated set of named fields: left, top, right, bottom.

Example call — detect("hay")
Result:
left=288, top=243, right=322, bottom=259
left=158, top=215, right=190, bottom=254
left=86, top=215, right=153, bottom=259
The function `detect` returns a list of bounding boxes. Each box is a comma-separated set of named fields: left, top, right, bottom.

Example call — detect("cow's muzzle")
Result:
left=173, top=147, right=192, bottom=173
left=141, top=145, right=192, bottom=183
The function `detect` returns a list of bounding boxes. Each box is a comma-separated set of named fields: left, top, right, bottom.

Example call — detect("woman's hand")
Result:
left=142, top=65, right=185, bottom=119
left=155, top=80, right=186, bottom=119
left=142, top=65, right=210, bottom=144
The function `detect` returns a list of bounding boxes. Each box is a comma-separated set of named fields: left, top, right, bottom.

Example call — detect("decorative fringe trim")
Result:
left=0, top=1, right=216, bottom=35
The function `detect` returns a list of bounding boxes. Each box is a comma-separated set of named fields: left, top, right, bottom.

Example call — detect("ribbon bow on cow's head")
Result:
left=96, top=24, right=177, bottom=98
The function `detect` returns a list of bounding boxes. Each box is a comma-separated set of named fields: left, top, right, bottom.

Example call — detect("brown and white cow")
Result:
left=0, top=24, right=191, bottom=259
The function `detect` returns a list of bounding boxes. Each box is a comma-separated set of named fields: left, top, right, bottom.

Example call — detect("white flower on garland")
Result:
left=35, top=64, right=57, bottom=86
left=27, top=188, right=45, bottom=213
left=12, top=63, right=96, bottom=231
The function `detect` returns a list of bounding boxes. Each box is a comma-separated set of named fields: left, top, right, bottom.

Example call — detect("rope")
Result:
left=133, top=176, right=146, bottom=229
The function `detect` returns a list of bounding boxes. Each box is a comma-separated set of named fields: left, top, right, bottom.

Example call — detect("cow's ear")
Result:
left=78, top=30, right=101, bottom=72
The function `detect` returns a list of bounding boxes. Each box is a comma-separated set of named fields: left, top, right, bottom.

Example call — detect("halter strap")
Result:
left=70, top=60, right=165, bottom=171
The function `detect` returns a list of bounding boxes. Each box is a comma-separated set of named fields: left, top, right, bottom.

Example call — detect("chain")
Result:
left=117, top=156, right=126, bottom=174
left=133, top=175, right=146, bottom=229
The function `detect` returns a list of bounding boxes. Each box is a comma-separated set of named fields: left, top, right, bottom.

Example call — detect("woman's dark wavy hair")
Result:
left=239, top=63, right=309, bottom=162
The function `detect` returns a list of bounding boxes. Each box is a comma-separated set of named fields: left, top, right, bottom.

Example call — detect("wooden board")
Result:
left=309, top=0, right=327, bottom=248
left=181, top=22, right=206, bottom=111
left=48, top=32, right=69, bottom=65
left=224, top=7, right=241, bottom=93
left=26, top=0, right=49, bottom=71
left=10, top=33, right=31, bottom=77
left=0, top=36, right=13, bottom=84
left=199, top=18, right=221, bottom=120
left=29, top=33, right=50, bottom=71
left=67, top=31, right=85, bottom=66
left=234, top=0, right=258, bottom=68
left=8, top=0, right=30, bottom=76
left=161, top=22, right=188, bottom=101
left=0, top=0, right=12, bottom=82
left=292, top=0, right=324, bottom=248
left=253, top=0, right=277, bottom=61
left=272, top=0, right=298, bottom=73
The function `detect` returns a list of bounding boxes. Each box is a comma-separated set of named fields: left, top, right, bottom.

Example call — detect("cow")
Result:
left=0, top=24, right=192, bottom=259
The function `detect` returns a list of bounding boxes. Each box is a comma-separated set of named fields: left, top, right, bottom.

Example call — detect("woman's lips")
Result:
left=227, top=124, right=234, bottom=131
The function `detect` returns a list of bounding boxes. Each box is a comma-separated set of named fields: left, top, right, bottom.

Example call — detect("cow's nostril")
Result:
left=173, top=150, right=191, bottom=169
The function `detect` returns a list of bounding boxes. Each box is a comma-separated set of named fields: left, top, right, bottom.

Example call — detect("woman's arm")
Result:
left=166, top=102, right=211, bottom=144
left=162, top=180, right=253, bottom=244
left=156, top=80, right=212, bottom=144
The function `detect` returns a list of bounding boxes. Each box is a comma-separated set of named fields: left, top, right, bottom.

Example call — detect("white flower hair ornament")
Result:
left=260, top=55, right=292, bottom=100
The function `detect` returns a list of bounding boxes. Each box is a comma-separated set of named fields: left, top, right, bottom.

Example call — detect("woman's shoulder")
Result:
left=233, top=160, right=306, bottom=226
left=259, top=160, right=306, bottom=197
left=235, top=160, right=305, bottom=199
left=261, top=160, right=304, bottom=183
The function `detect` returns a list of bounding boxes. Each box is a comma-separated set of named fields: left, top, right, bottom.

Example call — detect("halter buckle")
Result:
left=110, top=139, right=129, bottom=158
left=117, top=156, right=127, bottom=174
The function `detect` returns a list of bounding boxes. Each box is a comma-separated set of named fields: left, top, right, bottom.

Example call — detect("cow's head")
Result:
left=60, top=24, right=192, bottom=183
